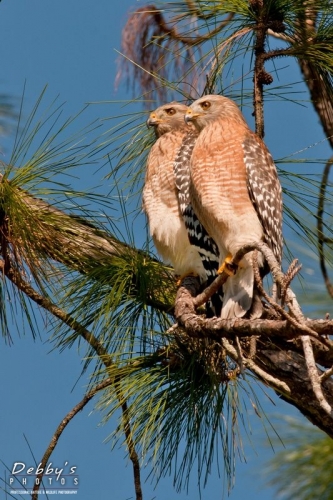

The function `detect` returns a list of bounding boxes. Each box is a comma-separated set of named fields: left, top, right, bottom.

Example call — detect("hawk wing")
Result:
left=243, top=133, right=283, bottom=264
left=173, top=130, right=222, bottom=316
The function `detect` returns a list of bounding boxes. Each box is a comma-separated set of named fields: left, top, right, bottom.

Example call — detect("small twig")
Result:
left=249, top=337, right=258, bottom=359
left=281, top=267, right=333, bottom=418
left=253, top=253, right=329, bottom=347
left=250, top=241, right=285, bottom=285
left=235, top=336, right=245, bottom=373
left=31, top=378, right=113, bottom=500
left=320, top=365, right=333, bottom=383
left=284, top=288, right=304, bottom=320
left=193, top=242, right=264, bottom=309
left=193, top=270, right=228, bottom=308
left=280, top=259, right=302, bottom=305
left=116, top=390, right=143, bottom=500
left=263, top=47, right=294, bottom=61
left=267, top=29, right=292, bottom=42
left=221, top=337, right=290, bottom=394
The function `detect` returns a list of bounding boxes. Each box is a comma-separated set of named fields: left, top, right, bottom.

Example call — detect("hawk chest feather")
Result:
left=189, top=120, right=263, bottom=255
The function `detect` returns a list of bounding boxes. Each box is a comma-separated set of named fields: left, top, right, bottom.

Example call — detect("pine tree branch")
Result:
left=291, top=5, right=333, bottom=298
left=299, top=61, right=333, bottom=142
left=252, top=0, right=276, bottom=138
left=177, top=297, right=333, bottom=344
left=0, top=175, right=175, bottom=313
left=317, top=156, right=333, bottom=298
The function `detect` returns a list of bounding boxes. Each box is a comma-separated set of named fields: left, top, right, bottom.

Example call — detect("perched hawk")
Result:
left=143, top=102, right=222, bottom=315
left=185, top=94, right=283, bottom=319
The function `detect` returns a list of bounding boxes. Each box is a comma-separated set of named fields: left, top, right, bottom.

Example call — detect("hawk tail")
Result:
left=220, top=255, right=254, bottom=319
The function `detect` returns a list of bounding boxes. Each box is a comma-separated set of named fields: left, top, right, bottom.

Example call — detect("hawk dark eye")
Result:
left=165, top=108, right=176, bottom=116
left=200, top=101, right=211, bottom=110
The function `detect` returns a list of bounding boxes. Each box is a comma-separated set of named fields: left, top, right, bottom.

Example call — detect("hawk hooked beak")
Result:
left=184, top=108, right=200, bottom=124
left=146, top=113, right=162, bottom=128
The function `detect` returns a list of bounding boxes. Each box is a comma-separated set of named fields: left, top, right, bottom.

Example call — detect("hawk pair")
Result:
left=142, top=95, right=283, bottom=319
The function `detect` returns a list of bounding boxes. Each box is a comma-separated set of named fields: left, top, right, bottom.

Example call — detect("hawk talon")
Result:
left=176, top=272, right=199, bottom=286
left=217, top=255, right=237, bottom=276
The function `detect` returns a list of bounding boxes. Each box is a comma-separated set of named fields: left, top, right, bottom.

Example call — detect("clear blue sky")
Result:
left=0, top=2, right=331, bottom=500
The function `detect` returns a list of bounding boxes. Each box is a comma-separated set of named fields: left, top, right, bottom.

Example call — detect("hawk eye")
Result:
left=165, top=108, right=176, bottom=116
left=200, top=101, right=211, bottom=110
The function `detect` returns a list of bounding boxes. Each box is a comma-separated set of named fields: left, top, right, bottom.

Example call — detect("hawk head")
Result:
left=147, top=102, right=191, bottom=137
left=184, top=94, right=246, bottom=131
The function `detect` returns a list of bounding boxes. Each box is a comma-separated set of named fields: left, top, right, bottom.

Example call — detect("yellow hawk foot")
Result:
left=176, top=272, right=199, bottom=286
left=217, top=254, right=237, bottom=276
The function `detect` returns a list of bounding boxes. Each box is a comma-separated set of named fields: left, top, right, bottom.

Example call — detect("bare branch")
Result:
left=2, top=263, right=143, bottom=500
left=31, top=378, right=113, bottom=500
left=321, top=365, right=333, bottom=383
left=267, top=28, right=292, bottom=42
left=300, top=335, right=333, bottom=417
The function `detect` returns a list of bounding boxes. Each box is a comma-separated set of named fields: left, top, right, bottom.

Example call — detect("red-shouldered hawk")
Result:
left=185, top=94, right=283, bottom=319
left=143, top=102, right=222, bottom=315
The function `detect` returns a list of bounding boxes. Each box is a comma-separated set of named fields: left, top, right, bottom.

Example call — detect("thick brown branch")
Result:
left=178, top=312, right=333, bottom=344
left=253, top=2, right=269, bottom=138
left=295, top=13, right=333, bottom=299
left=258, top=349, right=333, bottom=437
left=266, top=324, right=333, bottom=369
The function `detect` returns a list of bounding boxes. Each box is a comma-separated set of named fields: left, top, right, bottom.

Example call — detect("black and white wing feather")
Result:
left=174, top=131, right=222, bottom=316
left=243, top=134, right=283, bottom=265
